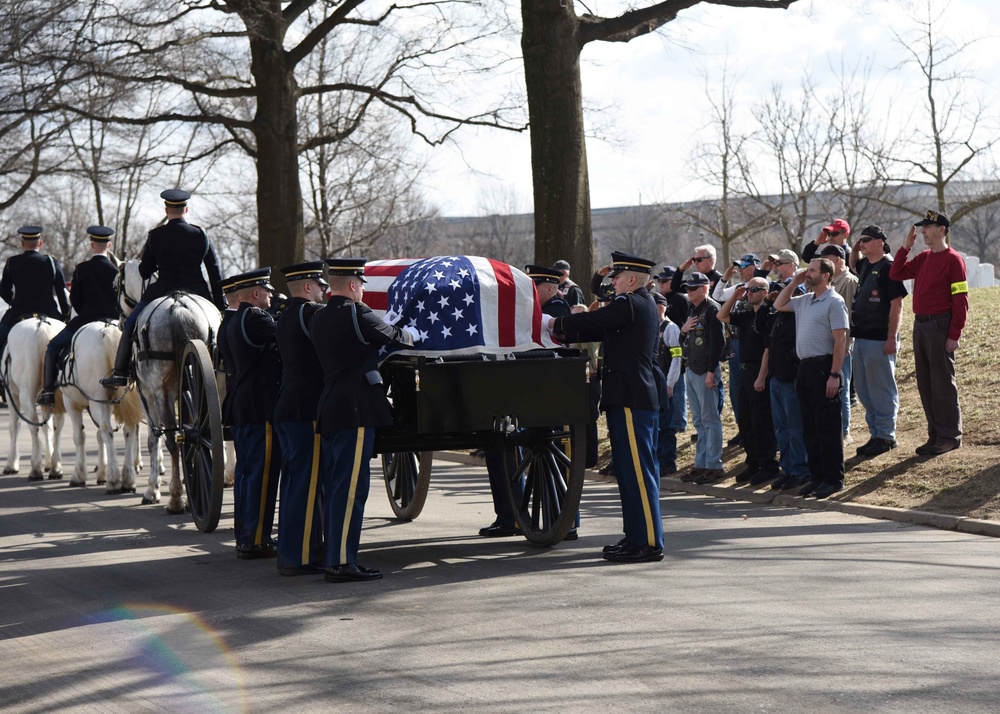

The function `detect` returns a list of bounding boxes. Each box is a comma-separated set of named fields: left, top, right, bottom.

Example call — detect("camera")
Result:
left=595, top=283, right=615, bottom=302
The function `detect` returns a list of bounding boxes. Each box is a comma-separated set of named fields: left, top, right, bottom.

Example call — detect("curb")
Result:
left=434, top=451, right=998, bottom=538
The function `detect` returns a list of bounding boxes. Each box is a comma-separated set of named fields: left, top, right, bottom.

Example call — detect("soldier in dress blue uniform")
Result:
left=36, top=227, right=120, bottom=407
left=478, top=264, right=572, bottom=539
left=102, top=190, right=225, bottom=388
left=310, top=258, right=418, bottom=583
left=0, top=226, right=70, bottom=362
left=272, top=261, right=329, bottom=576
left=224, top=268, right=282, bottom=559
left=548, top=251, right=664, bottom=563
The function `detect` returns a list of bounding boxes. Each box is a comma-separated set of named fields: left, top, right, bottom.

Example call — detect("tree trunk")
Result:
left=521, top=2, right=595, bottom=297
left=247, top=9, right=304, bottom=292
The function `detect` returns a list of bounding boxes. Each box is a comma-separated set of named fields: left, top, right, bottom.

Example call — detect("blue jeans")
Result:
left=770, top=378, right=809, bottom=479
left=658, top=388, right=677, bottom=474
left=840, top=350, right=852, bottom=435
left=686, top=368, right=723, bottom=471
left=852, top=339, right=899, bottom=441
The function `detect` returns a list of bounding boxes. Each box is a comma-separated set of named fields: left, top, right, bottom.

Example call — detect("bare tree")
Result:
left=372, top=193, right=441, bottom=260
left=15, top=0, right=522, bottom=286
left=874, top=0, right=1000, bottom=222
left=681, top=62, right=776, bottom=264
left=520, top=0, right=802, bottom=295
left=474, top=184, right=532, bottom=265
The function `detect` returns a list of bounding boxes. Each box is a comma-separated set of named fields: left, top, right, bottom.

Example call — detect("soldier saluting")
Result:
left=102, top=190, right=225, bottom=388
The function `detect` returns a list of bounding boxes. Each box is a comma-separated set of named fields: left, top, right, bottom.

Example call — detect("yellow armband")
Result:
left=669, top=347, right=683, bottom=358
left=950, top=280, right=968, bottom=295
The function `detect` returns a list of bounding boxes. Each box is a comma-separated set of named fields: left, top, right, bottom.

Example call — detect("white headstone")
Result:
left=979, top=264, right=996, bottom=288
left=965, top=255, right=981, bottom=288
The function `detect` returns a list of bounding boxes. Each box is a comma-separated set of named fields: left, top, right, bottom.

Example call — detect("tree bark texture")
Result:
left=245, top=5, right=304, bottom=291
left=521, top=1, right=595, bottom=297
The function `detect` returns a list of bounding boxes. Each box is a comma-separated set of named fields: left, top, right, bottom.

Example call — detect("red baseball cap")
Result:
left=823, top=219, right=851, bottom=235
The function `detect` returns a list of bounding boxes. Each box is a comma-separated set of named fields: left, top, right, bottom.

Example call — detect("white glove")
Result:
left=402, top=325, right=422, bottom=343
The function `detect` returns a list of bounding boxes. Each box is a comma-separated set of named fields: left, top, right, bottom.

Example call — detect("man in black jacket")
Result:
left=272, top=261, right=328, bottom=575
left=225, top=268, right=282, bottom=560
left=0, top=225, right=70, bottom=361
left=310, top=258, right=418, bottom=583
left=36, top=227, right=119, bottom=407
left=549, top=251, right=663, bottom=564
left=102, top=190, right=225, bottom=388
left=679, top=272, right=726, bottom=485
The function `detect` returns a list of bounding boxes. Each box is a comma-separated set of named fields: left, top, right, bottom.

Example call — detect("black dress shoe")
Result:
left=602, top=538, right=630, bottom=554
left=478, top=521, right=518, bottom=537
left=563, top=529, right=579, bottom=541
left=797, top=480, right=820, bottom=497
left=278, top=563, right=324, bottom=576
left=813, top=482, right=844, bottom=499
left=604, top=542, right=664, bottom=563
left=928, top=441, right=960, bottom=455
left=236, top=543, right=278, bottom=560
left=325, top=563, right=383, bottom=582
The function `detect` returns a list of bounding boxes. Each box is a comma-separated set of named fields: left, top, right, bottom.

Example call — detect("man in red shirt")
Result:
left=889, top=210, right=969, bottom=455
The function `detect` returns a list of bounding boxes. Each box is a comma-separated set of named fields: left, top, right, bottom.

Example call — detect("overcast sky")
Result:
left=416, top=0, right=999, bottom=217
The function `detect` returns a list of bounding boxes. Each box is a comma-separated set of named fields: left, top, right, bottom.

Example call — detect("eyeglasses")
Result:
left=773, top=260, right=792, bottom=266
left=747, top=287, right=767, bottom=293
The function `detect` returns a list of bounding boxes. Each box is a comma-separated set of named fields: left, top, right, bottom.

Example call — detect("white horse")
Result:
left=58, top=321, right=145, bottom=492
left=2, top=317, right=65, bottom=480
left=119, top=260, right=222, bottom=513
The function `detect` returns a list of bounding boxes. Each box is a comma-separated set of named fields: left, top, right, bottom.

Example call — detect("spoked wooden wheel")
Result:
left=381, top=451, right=433, bottom=520
left=500, top=424, right=585, bottom=547
left=177, top=339, right=224, bottom=533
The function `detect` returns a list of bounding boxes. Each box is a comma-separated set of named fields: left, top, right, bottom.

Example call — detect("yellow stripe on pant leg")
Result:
left=301, top=424, right=321, bottom=565
left=624, top=407, right=656, bottom=547
left=255, top=423, right=273, bottom=546
left=340, top=427, right=366, bottom=565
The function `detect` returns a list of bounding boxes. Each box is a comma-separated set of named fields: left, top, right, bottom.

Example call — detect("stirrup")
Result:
left=36, top=390, right=56, bottom=408
left=101, top=373, right=130, bottom=389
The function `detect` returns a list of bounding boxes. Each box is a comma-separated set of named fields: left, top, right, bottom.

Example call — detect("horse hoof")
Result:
left=68, top=481, right=86, bottom=488
left=105, top=488, right=122, bottom=495
left=48, top=471, right=64, bottom=480
left=141, top=496, right=160, bottom=505
left=3, top=468, right=17, bottom=475
left=27, top=473, right=43, bottom=481
left=96, top=478, right=107, bottom=486
left=122, top=486, right=136, bottom=494
left=166, top=507, right=185, bottom=516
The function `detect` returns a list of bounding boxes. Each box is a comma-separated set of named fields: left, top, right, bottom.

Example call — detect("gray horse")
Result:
left=119, top=260, right=222, bottom=513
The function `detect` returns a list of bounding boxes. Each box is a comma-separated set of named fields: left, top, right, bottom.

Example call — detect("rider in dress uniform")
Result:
left=102, top=190, right=225, bottom=388
left=36, top=226, right=120, bottom=407
left=478, top=264, right=573, bottom=539
left=225, top=268, right=282, bottom=560
left=548, top=251, right=664, bottom=563
left=0, top=226, right=70, bottom=362
left=272, top=261, right=328, bottom=576
left=310, top=258, right=418, bottom=583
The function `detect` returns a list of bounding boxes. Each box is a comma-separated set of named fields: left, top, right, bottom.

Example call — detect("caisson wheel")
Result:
left=381, top=451, right=432, bottom=520
left=177, top=339, right=224, bottom=533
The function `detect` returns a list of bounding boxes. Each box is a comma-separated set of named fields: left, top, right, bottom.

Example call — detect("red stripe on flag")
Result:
left=489, top=259, right=516, bottom=346
left=364, top=291, right=388, bottom=311
left=531, top=293, right=542, bottom=345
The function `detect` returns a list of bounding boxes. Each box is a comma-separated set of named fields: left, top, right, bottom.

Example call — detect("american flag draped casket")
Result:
left=361, top=255, right=560, bottom=359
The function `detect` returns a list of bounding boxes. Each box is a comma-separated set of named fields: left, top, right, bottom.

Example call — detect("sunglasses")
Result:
left=773, top=260, right=792, bottom=266
left=694, top=256, right=712, bottom=262
left=747, top=287, right=767, bottom=293
left=858, top=236, right=880, bottom=243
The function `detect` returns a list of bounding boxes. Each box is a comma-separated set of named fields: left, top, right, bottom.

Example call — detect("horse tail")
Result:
left=171, top=308, right=191, bottom=366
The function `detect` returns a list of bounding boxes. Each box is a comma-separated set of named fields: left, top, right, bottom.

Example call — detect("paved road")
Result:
left=1, top=409, right=998, bottom=712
